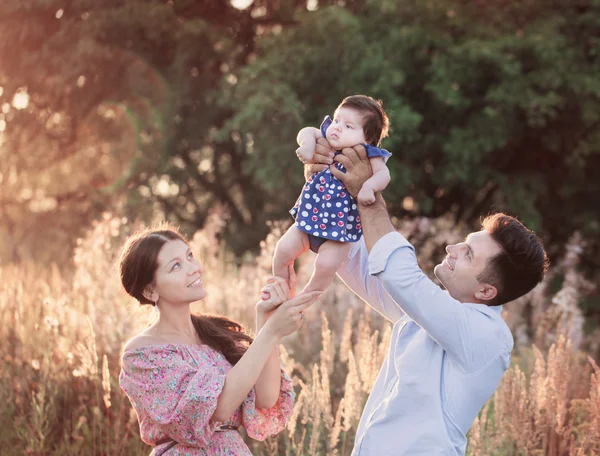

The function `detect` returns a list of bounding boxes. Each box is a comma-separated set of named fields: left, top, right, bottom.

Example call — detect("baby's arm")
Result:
left=357, top=157, right=390, bottom=205
left=296, top=127, right=322, bottom=164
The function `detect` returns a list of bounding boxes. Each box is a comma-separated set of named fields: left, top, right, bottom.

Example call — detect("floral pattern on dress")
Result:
left=119, top=343, right=295, bottom=455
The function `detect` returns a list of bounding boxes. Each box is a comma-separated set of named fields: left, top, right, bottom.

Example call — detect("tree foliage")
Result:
left=1, top=0, right=599, bottom=266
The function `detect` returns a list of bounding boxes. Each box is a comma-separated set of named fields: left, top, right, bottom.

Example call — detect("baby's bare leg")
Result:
left=273, top=225, right=310, bottom=284
left=301, top=241, right=353, bottom=294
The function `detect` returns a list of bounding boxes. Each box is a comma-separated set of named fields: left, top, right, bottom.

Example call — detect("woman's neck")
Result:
left=154, top=304, right=200, bottom=344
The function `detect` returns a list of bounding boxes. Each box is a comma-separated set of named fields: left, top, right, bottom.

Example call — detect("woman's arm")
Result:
left=253, top=272, right=296, bottom=409
left=212, top=288, right=317, bottom=422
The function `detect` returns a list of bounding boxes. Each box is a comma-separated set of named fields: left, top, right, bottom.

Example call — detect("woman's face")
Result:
left=153, top=240, right=206, bottom=305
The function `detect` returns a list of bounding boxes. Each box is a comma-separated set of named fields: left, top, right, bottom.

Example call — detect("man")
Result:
left=304, top=139, right=548, bottom=455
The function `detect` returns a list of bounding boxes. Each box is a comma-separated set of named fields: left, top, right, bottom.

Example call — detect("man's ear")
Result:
left=142, top=286, right=158, bottom=304
left=475, top=283, right=498, bottom=304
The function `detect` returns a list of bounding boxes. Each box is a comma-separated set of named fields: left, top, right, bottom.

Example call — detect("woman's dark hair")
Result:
left=478, top=214, right=549, bottom=306
left=119, top=227, right=253, bottom=365
left=337, top=94, right=390, bottom=146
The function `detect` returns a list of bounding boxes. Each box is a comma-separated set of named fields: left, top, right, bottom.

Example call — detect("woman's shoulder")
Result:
left=122, top=333, right=165, bottom=353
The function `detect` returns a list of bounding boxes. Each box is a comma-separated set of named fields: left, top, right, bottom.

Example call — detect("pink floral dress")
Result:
left=119, top=343, right=295, bottom=455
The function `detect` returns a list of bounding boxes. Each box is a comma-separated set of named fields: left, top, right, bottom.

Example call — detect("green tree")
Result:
left=223, top=0, right=600, bottom=264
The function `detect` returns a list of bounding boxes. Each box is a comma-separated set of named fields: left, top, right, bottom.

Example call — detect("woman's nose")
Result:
left=446, top=245, right=456, bottom=256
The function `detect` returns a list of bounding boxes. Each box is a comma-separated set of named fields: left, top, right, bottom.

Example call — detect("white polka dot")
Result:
left=348, top=216, right=354, bottom=222
left=326, top=203, right=332, bottom=208
left=337, top=186, right=342, bottom=190
left=332, top=232, right=338, bottom=237
left=322, top=231, right=327, bottom=236
left=344, top=208, right=349, bottom=213
left=302, top=211, right=308, bottom=217
left=332, top=214, right=336, bottom=218
left=324, top=212, right=329, bottom=217
left=304, top=194, right=310, bottom=199
left=314, top=225, right=319, bottom=230
left=306, top=225, right=312, bottom=231
left=352, top=204, right=357, bottom=210
left=336, top=202, right=342, bottom=207
left=344, top=200, right=349, bottom=205
left=300, top=221, right=306, bottom=227
left=346, top=224, right=353, bottom=229
left=315, top=197, right=320, bottom=202
left=306, top=203, right=312, bottom=209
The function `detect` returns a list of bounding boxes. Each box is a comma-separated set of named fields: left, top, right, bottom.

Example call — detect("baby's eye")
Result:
left=334, top=118, right=340, bottom=123
left=345, top=124, right=353, bottom=129
left=187, top=252, right=194, bottom=260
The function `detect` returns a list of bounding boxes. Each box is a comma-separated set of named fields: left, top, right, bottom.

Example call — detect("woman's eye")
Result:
left=172, top=262, right=180, bottom=271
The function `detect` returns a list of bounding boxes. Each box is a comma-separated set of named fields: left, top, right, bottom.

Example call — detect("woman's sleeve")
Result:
left=119, top=347, right=226, bottom=447
left=241, top=368, right=295, bottom=441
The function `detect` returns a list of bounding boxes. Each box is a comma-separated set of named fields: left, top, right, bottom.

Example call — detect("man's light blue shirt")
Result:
left=337, top=232, right=514, bottom=455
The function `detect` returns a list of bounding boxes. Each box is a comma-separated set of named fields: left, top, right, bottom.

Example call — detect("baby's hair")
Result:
left=336, top=95, right=390, bottom=146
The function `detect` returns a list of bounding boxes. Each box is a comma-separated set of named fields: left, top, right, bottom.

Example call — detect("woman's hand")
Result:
left=257, top=265, right=298, bottom=313
left=257, top=275, right=290, bottom=314
left=263, top=291, right=320, bottom=340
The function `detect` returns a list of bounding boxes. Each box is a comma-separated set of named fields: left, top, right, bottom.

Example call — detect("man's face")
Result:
left=433, top=230, right=502, bottom=303
left=325, top=107, right=367, bottom=150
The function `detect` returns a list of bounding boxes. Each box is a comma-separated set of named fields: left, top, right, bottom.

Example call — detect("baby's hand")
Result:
left=357, top=188, right=376, bottom=205
left=296, top=144, right=314, bottom=164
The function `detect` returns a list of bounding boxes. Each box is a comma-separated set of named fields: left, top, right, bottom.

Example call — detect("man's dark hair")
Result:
left=337, top=95, right=390, bottom=146
left=478, top=213, right=549, bottom=306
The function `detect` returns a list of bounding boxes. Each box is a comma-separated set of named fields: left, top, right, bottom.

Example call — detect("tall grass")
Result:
left=1, top=212, right=598, bottom=455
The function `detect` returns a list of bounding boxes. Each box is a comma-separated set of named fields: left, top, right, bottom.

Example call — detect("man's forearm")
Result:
left=358, top=193, right=395, bottom=252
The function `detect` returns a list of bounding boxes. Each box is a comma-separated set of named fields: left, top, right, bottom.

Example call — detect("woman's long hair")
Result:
left=120, top=227, right=253, bottom=365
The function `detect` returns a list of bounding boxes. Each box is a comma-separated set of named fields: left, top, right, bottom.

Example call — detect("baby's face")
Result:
left=325, top=107, right=367, bottom=150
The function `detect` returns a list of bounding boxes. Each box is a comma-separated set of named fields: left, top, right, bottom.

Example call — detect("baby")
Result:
left=273, top=95, right=391, bottom=294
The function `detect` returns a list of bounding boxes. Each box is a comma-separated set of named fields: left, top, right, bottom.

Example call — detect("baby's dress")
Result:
left=119, top=343, right=295, bottom=455
left=290, top=115, right=391, bottom=244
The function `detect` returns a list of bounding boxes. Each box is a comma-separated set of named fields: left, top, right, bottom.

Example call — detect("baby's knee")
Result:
left=314, top=252, right=343, bottom=276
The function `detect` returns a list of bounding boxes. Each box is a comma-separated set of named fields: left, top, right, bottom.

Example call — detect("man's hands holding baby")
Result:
left=304, top=137, right=374, bottom=201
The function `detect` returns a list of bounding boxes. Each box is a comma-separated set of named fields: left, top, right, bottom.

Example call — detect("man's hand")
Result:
left=330, top=144, right=373, bottom=198
left=303, top=137, right=335, bottom=180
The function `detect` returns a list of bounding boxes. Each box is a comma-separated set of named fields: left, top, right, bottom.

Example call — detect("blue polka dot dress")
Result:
left=290, top=116, right=391, bottom=244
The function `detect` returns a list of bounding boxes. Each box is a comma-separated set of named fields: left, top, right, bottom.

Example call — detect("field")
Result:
left=2, top=213, right=599, bottom=456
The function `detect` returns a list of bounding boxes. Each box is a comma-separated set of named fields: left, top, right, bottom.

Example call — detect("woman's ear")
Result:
left=142, top=286, right=158, bottom=304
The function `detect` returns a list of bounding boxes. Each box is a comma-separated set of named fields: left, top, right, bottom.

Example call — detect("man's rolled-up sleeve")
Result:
left=368, top=232, right=477, bottom=370
left=336, top=238, right=405, bottom=324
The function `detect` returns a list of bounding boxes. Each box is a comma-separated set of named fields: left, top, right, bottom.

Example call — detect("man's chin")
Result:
left=433, top=265, right=447, bottom=290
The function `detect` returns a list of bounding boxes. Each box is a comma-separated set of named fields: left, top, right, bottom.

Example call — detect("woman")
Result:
left=118, top=227, right=319, bottom=455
